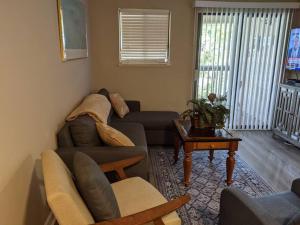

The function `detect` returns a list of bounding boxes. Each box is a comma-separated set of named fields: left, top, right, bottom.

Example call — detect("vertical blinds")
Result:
left=196, top=8, right=292, bottom=130
left=119, top=9, right=171, bottom=64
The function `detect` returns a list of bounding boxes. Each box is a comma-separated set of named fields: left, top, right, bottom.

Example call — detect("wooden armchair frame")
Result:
left=95, top=155, right=190, bottom=225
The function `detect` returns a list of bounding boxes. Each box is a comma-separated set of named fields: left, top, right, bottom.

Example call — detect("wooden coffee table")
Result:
left=173, top=119, right=242, bottom=186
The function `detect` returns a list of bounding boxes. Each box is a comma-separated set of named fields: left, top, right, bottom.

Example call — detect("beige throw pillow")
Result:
left=96, top=122, right=135, bottom=147
left=67, top=94, right=111, bottom=124
left=109, top=93, right=129, bottom=118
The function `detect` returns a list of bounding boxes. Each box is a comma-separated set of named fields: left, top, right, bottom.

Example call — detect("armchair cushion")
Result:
left=111, top=177, right=180, bottom=225
left=69, top=115, right=103, bottom=147
left=42, top=150, right=95, bottom=225
left=220, top=188, right=281, bottom=225
left=73, top=152, right=121, bottom=221
left=287, top=213, right=300, bottom=225
left=256, top=192, right=300, bottom=225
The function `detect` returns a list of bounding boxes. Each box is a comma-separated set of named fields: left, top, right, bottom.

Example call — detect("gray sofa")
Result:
left=56, top=88, right=179, bottom=181
left=219, top=178, right=300, bottom=225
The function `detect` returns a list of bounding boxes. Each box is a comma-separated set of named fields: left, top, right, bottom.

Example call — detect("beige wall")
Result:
left=89, top=0, right=300, bottom=112
left=89, top=0, right=195, bottom=112
left=0, top=1, right=90, bottom=225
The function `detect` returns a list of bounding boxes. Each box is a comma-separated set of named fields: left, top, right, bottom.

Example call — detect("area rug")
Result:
left=149, top=147, right=274, bottom=225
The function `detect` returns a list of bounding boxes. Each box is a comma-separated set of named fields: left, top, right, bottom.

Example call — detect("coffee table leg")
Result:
left=208, top=150, right=214, bottom=162
left=173, top=134, right=181, bottom=164
left=183, top=143, right=193, bottom=186
left=226, top=142, right=238, bottom=186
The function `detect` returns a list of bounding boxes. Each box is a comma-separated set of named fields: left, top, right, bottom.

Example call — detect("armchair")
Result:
left=42, top=150, right=190, bottom=225
left=219, top=179, right=300, bottom=225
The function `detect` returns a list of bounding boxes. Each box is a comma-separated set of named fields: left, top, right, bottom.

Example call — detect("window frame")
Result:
left=118, top=8, right=172, bottom=66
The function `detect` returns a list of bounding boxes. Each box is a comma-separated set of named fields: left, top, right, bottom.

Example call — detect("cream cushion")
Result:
left=42, top=150, right=181, bottom=225
left=67, top=94, right=111, bottom=124
left=96, top=122, right=135, bottom=147
left=109, top=93, right=129, bottom=118
left=112, top=177, right=181, bottom=225
left=42, top=150, right=95, bottom=225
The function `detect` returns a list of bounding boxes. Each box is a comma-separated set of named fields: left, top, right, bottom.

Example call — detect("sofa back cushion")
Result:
left=42, top=150, right=95, bottom=225
left=67, top=94, right=111, bottom=124
left=73, top=152, right=121, bottom=221
left=57, top=123, right=75, bottom=147
left=69, top=115, right=103, bottom=147
left=98, top=88, right=115, bottom=122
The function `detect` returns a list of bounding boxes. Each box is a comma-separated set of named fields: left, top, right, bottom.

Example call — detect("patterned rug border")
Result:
left=149, top=147, right=275, bottom=225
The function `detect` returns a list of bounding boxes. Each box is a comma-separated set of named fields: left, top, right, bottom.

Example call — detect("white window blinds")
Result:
left=195, top=8, right=293, bottom=130
left=119, top=9, right=171, bottom=64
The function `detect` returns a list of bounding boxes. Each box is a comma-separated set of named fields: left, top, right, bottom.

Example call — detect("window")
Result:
left=119, top=9, right=171, bottom=65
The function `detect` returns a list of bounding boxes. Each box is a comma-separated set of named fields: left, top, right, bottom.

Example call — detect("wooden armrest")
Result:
left=93, top=195, right=190, bottom=225
left=99, top=155, right=145, bottom=180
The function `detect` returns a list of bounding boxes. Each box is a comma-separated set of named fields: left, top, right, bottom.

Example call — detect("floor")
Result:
left=236, top=130, right=300, bottom=192
left=150, top=131, right=300, bottom=192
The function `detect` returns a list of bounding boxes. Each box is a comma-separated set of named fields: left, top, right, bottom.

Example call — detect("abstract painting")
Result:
left=57, top=0, right=88, bottom=61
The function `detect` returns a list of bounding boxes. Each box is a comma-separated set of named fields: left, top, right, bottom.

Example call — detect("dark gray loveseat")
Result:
left=219, top=178, right=300, bottom=225
left=56, top=88, right=179, bottom=181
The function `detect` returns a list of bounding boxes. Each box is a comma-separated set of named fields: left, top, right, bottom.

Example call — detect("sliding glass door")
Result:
left=195, top=8, right=292, bottom=130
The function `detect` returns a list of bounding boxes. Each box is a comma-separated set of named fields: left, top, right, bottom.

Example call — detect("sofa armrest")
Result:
left=57, top=146, right=149, bottom=180
left=291, top=178, right=300, bottom=197
left=220, top=188, right=281, bottom=225
left=125, top=100, right=140, bottom=112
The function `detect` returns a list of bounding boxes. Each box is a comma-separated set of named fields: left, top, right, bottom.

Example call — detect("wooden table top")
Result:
left=174, top=119, right=242, bottom=142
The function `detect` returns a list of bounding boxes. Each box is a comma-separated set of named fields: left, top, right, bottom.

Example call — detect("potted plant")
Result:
left=181, top=93, right=230, bottom=136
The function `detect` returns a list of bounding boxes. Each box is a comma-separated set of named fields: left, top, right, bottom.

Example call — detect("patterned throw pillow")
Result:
left=96, top=122, right=135, bottom=147
left=109, top=93, right=129, bottom=118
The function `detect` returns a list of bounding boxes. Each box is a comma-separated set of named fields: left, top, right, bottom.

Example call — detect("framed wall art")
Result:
left=57, top=0, right=88, bottom=61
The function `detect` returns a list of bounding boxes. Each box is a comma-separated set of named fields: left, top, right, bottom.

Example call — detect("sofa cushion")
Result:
left=110, top=122, right=147, bottom=146
left=69, top=115, right=103, bottom=147
left=257, top=192, right=300, bottom=225
left=98, top=88, right=115, bottom=122
left=67, top=94, right=111, bottom=124
left=112, top=177, right=181, bottom=225
left=73, top=152, right=121, bottom=221
left=96, top=122, right=135, bottom=147
left=111, top=111, right=179, bottom=130
left=109, top=93, right=129, bottom=118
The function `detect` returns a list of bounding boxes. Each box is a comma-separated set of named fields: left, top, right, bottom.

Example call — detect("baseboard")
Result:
left=44, top=211, right=56, bottom=225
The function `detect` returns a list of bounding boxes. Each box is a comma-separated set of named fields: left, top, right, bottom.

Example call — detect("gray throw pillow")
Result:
left=73, top=152, right=121, bottom=221
left=287, top=213, right=300, bottom=225
left=69, top=115, right=103, bottom=147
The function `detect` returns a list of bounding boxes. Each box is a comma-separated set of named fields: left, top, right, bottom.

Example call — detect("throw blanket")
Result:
left=66, top=94, right=111, bottom=124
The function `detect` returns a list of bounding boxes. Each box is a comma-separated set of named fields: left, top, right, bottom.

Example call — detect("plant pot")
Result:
left=188, top=126, right=215, bottom=137
left=190, top=115, right=215, bottom=137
